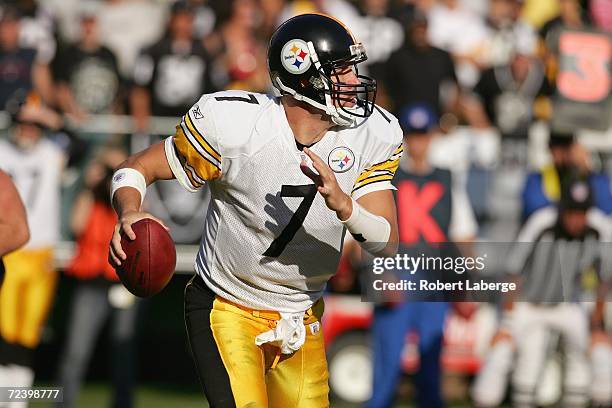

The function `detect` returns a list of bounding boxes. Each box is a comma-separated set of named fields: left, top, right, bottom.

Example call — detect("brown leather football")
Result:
left=116, top=218, right=176, bottom=297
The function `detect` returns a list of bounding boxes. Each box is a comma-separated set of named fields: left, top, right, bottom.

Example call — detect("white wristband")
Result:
left=341, top=199, right=391, bottom=254
left=110, top=168, right=147, bottom=207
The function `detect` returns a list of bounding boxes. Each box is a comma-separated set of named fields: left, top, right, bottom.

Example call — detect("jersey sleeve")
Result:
left=164, top=95, right=222, bottom=192
left=351, top=123, right=404, bottom=200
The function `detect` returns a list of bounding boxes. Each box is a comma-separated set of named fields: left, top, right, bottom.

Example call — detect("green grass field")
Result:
left=27, top=382, right=482, bottom=408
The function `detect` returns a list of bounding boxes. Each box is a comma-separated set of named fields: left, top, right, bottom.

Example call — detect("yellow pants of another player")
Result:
left=184, top=275, right=329, bottom=408
left=0, top=248, right=57, bottom=348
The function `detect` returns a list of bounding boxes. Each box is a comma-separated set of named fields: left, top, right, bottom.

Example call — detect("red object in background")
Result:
left=68, top=202, right=120, bottom=281
left=116, top=219, right=176, bottom=297
left=323, top=295, right=483, bottom=375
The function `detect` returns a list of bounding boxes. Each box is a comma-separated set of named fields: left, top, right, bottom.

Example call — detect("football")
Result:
left=116, top=218, right=176, bottom=297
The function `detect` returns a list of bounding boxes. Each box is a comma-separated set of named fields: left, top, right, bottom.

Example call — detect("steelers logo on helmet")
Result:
left=281, top=39, right=312, bottom=74
left=328, top=147, right=355, bottom=173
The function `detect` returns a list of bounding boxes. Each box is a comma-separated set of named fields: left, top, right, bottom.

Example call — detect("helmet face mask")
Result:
left=268, top=14, right=377, bottom=127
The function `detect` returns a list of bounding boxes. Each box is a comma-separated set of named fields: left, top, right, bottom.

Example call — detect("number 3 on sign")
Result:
left=557, top=32, right=610, bottom=103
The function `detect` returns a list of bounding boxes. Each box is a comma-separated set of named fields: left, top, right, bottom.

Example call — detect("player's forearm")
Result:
left=112, top=142, right=174, bottom=217
left=123, top=142, right=174, bottom=184
left=342, top=191, right=399, bottom=257
left=112, top=187, right=143, bottom=217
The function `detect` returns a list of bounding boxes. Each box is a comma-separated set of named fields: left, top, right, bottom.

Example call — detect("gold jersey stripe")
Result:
left=175, top=125, right=221, bottom=172
left=184, top=112, right=221, bottom=163
left=173, top=126, right=221, bottom=182
left=172, top=142, right=204, bottom=189
left=355, top=157, right=400, bottom=184
left=185, top=162, right=207, bottom=186
left=184, top=165, right=204, bottom=188
left=179, top=121, right=221, bottom=168
left=352, top=174, right=394, bottom=193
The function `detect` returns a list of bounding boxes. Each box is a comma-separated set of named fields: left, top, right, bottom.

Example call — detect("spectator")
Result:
left=426, top=0, right=488, bottom=87
left=131, top=0, right=216, bottom=132
left=56, top=147, right=141, bottom=408
left=467, top=47, right=551, bottom=139
left=0, top=4, right=53, bottom=108
left=365, top=105, right=477, bottom=408
left=381, top=10, right=459, bottom=119
left=481, top=0, right=538, bottom=68
left=464, top=45, right=552, bottom=238
left=188, top=0, right=217, bottom=39
left=0, top=169, right=29, bottom=287
left=522, top=132, right=612, bottom=219
left=54, top=8, right=122, bottom=123
left=204, top=0, right=268, bottom=92
left=322, top=0, right=404, bottom=78
left=0, top=97, right=65, bottom=393
left=352, top=0, right=404, bottom=78
left=97, top=0, right=166, bottom=79
left=15, top=0, right=57, bottom=68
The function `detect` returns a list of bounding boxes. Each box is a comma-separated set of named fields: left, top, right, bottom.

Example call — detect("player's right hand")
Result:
left=109, top=211, right=168, bottom=267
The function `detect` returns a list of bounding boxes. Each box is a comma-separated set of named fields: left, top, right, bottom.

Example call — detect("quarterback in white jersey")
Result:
left=164, top=89, right=402, bottom=312
left=110, top=14, right=402, bottom=407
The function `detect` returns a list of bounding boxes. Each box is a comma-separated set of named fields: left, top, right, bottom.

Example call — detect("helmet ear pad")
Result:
left=267, top=13, right=377, bottom=127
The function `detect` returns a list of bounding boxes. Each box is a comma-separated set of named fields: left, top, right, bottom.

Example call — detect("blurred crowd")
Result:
left=0, top=0, right=610, bottom=407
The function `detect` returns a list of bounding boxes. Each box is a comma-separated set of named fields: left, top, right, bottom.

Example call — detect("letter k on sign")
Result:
left=397, top=181, right=446, bottom=243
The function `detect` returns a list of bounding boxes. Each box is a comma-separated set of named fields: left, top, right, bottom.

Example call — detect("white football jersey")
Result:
left=165, top=90, right=403, bottom=312
left=0, top=138, right=64, bottom=249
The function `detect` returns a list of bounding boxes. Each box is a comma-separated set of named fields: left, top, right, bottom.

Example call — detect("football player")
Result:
left=0, top=170, right=30, bottom=283
left=110, top=14, right=402, bottom=407
left=0, top=98, right=65, bottom=396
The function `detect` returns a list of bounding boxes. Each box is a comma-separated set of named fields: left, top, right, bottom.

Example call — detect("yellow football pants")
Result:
left=0, top=248, right=57, bottom=348
left=185, top=276, right=330, bottom=408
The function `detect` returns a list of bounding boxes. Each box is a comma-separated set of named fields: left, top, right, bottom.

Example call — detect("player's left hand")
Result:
left=301, top=147, right=352, bottom=220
